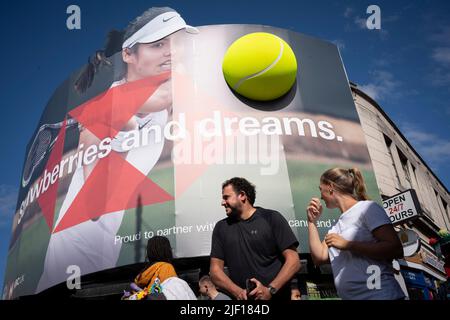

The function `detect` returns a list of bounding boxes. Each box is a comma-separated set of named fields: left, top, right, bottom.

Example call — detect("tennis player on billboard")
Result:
left=37, top=7, right=198, bottom=293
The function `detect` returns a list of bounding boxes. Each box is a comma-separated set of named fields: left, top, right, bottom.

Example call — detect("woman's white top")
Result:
left=328, top=200, right=405, bottom=300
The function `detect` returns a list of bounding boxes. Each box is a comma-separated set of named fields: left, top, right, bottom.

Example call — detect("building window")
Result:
left=397, top=147, right=412, bottom=187
left=442, top=198, right=450, bottom=229
left=436, top=193, right=450, bottom=227
left=383, top=134, right=401, bottom=186
left=442, top=198, right=448, bottom=218
left=411, top=164, right=417, bottom=186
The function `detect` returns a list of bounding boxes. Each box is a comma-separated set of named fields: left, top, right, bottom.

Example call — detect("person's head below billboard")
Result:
left=146, top=235, right=173, bottom=265
left=125, top=236, right=197, bottom=300
left=132, top=236, right=176, bottom=296
left=75, top=6, right=198, bottom=93
left=318, top=167, right=370, bottom=210
left=221, top=177, right=256, bottom=220
left=198, top=275, right=231, bottom=300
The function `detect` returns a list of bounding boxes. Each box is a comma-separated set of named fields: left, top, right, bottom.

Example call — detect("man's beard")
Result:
left=227, top=206, right=240, bottom=220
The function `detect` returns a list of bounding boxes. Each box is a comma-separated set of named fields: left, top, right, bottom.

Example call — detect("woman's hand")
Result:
left=307, top=198, right=323, bottom=223
left=324, top=233, right=350, bottom=250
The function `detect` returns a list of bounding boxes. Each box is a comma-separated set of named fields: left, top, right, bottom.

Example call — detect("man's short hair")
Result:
left=222, top=177, right=256, bottom=205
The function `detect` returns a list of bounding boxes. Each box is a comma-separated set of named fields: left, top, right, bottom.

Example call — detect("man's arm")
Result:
left=268, top=247, right=300, bottom=292
left=249, top=210, right=301, bottom=300
left=210, top=257, right=247, bottom=300
left=249, top=247, right=300, bottom=300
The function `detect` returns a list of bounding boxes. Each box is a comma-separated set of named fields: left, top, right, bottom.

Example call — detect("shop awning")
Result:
left=399, top=260, right=447, bottom=282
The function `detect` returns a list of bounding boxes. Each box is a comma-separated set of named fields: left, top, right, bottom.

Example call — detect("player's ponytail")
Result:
left=74, top=7, right=180, bottom=94
left=74, top=29, right=125, bottom=93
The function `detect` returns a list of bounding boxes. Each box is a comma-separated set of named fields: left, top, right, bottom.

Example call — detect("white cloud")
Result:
left=429, top=26, right=450, bottom=87
left=342, top=6, right=366, bottom=29
left=358, top=83, right=380, bottom=100
left=372, top=52, right=398, bottom=68
left=432, top=47, right=450, bottom=66
left=0, top=185, right=17, bottom=226
left=343, top=8, right=393, bottom=39
left=429, top=68, right=450, bottom=87
left=354, top=16, right=367, bottom=29
left=331, top=39, right=345, bottom=51
left=402, top=129, right=435, bottom=144
left=399, top=123, right=450, bottom=169
left=344, top=7, right=354, bottom=18
left=359, top=70, right=401, bottom=101
left=374, top=59, right=389, bottom=67
left=431, top=26, right=450, bottom=45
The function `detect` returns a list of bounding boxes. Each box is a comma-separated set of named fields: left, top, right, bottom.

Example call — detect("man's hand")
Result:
left=248, top=278, right=272, bottom=300
left=325, top=233, right=350, bottom=250
left=211, top=257, right=246, bottom=301
left=235, top=288, right=248, bottom=300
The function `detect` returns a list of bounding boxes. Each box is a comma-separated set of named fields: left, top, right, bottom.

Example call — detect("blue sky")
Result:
left=0, top=0, right=449, bottom=292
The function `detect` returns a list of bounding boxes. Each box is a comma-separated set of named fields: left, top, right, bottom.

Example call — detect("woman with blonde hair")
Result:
left=307, top=167, right=405, bottom=300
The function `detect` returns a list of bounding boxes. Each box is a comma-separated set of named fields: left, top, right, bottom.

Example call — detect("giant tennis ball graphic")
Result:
left=222, top=32, right=298, bottom=101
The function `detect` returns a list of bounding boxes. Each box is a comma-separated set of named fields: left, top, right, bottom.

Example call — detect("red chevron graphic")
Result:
left=52, top=72, right=173, bottom=233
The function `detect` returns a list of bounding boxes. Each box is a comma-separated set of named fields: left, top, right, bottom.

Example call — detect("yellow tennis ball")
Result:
left=222, top=32, right=298, bottom=101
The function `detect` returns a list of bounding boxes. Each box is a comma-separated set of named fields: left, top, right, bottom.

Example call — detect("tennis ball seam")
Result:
left=233, top=39, right=284, bottom=91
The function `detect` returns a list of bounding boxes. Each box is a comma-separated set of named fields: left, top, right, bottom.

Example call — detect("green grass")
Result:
left=3, top=216, right=51, bottom=297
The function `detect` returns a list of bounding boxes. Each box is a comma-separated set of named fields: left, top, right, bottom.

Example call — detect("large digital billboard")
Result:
left=3, top=20, right=382, bottom=298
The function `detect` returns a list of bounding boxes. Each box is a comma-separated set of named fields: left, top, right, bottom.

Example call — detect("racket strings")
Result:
left=22, top=119, right=79, bottom=186
left=23, top=129, right=55, bottom=184
left=35, top=130, right=52, bottom=161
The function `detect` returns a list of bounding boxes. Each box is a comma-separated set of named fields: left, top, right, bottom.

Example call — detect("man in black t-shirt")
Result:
left=210, top=177, right=300, bottom=300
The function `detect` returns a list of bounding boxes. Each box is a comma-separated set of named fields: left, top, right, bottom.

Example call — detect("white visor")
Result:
left=122, top=12, right=199, bottom=49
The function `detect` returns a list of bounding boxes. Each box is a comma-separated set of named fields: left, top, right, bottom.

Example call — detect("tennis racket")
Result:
left=22, top=118, right=79, bottom=188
